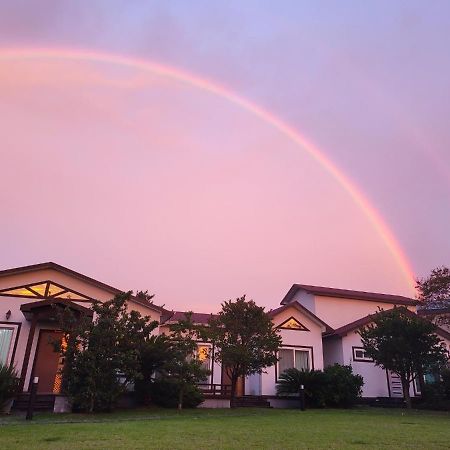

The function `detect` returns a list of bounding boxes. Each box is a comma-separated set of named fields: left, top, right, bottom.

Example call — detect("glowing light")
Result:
left=0, top=47, right=416, bottom=293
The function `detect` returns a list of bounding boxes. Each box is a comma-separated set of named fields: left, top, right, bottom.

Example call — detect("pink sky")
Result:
left=0, top=2, right=449, bottom=312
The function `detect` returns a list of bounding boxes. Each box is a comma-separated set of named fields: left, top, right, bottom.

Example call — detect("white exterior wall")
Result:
left=323, top=336, right=344, bottom=366
left=261, top=304, right=325, bottom=396
left=0, top=267, right=161, bottom=392
left=342, top=331, right=390, bottom=398
left=288, top=291, right=316, bottom=314
left=314, top=296, right=416, bottom=329
left=245, top=373, right=262, bottom=395
left=290, top=289, right=417, bottom=330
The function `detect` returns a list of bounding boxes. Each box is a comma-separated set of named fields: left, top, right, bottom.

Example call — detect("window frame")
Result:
left=196, top=342, right=213, bottom=385
left=352, top=346, right=373, bottom=363
left=0, top=322, right=21, bottom=366
left=275, top=345, right=314, bottom=382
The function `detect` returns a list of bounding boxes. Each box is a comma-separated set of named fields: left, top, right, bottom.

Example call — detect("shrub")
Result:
left=149, top=379, right=204, bottom=408
left=0, top=363, right=19, bottom=410
left=276, top=368, right=327, bottom=407
left=323, top=364, right=364, bottom=407
left=276, top=364, right=363, bottom=408
left=417, top=368, right=450, bottom=411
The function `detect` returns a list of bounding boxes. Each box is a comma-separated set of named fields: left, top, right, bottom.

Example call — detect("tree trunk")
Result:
left=178, top=386, right=183, bottom=411
left=416, top=367, right=426, bottom=397
left=401, top=376, right=412, bottom=409
left=230, top=375, right=237, bottom=408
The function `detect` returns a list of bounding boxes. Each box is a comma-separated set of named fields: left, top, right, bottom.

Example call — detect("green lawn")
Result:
left=0, top=407, right=449, bottom=449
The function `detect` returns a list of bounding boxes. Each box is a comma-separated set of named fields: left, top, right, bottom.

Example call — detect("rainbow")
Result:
left=0, top=47, right=416, bottom=293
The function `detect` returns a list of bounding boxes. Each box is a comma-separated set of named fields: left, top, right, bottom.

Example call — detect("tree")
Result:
left=416, top=266, right=450, bottom=326
left=134, top=334, right=173, bottom=405
left=57, top=291, right=159, bottom=412
left=204, top=296, right=282, bottom=406
left=165, top=312, right=210, bottom=410
left=359, top=307, right=449, bottom=408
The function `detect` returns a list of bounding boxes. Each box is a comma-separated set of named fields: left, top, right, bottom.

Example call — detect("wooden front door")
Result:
left=222, top=366, right=245, bottom=397
left=32, top=330, right=63, bottom=393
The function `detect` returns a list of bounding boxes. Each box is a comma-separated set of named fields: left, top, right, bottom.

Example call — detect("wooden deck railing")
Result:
left=198, top=383, right=232, bottom=397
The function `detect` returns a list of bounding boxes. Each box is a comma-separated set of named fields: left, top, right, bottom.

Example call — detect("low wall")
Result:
left=198, top=398, right=231, bottom=408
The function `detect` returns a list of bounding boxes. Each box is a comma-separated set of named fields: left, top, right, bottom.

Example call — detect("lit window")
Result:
left=0, top=281, right=93, bottom=301
left=278, top=317, right=309, bottom=331
left=197, top=345, right=211, bottom=383
left=352, top=347, right=373, bottom=362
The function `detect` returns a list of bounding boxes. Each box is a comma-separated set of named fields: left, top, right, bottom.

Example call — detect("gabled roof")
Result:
left=160, top=310, right=215, bottom=325
left=0, top=262, right=163, bottom=313
left=269, top=302, right=332, bottom=333
left=417, top=307, right=450, bottom=316
left=281, top=283, right=418, bottom=306
left=324, top=308, right=450, bottom=340
left=20, top=298, right=94, bottom=316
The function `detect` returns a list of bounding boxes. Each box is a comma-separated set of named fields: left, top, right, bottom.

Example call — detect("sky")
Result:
left=0, top=1, right=449, bottom=312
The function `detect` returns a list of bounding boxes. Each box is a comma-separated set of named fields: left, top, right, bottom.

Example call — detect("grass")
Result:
left=0, top=407, right=449, bottom=449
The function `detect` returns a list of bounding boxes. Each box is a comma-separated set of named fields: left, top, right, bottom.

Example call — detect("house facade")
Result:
left=0, top=263, right=162, bottom=402
left=0, top=262, right=449, bottom=411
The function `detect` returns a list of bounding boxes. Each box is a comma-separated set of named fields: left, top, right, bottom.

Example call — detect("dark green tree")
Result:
left=416, top=266, right=450, bottom=309
left=57, top=291, right=158, bottom=412
left=165, top=312, right=210, bottom=410
left=416, top=266, right=450, bottom=326
left=204, top=296, right=282, bottom=405
left=359, top=307, right=449, bottom=408
left=134, top=334, right=173, bottom=405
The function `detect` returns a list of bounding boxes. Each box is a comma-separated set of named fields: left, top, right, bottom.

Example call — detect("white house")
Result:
left=0, top=262, right=449, bottom=411
left=281, top=284, right=450, bottom=400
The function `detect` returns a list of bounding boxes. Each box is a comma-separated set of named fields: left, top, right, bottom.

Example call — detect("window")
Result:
left=277, top=347, right=311, bottom=380
left=197, top=344, right=211, bottom=383
left=0, top=327, right=13, bottom=365
left=352, top=347, right=373, bottom=362
left=0, top=280, right=93, bottom=301
left=278, top=317, right=309, bottom=331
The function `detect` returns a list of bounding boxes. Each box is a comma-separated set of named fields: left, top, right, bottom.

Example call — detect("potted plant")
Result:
left=0, top=363, right=19, bottom=414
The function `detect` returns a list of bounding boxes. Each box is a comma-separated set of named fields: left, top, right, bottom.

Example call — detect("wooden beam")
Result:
left=19, top=315, right=38, bottom=392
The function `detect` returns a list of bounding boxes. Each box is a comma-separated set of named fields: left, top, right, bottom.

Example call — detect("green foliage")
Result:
left=165, top=312, right=210, bottom=410
left=416, top=266, right=450, bottom=310
left=276, top=365, right=363, bottom=408
left=418, top=369, right=450, bottom=411
left=149, top=379, right=204, bottom=408
left=323, top=364, right=364, bottom=407
left=0, top=363, right=19, bottom=409
left=276, top=368, right=327, bottom=407
left=359, top=307, right=449, bottom=408
left=58, top=292, right=159, bottom=412
left=204, top=296, right=282, bottom=402
left=134, top=335, right=173, bottom=405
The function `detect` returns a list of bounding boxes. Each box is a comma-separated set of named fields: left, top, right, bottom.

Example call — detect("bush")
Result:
left=276, top=368, right=327, bottom=407
left=323, top=364, right=364, bottom=407
left=0, top=363, right=19, bottom=410
left=276, top=364, right=363, bottom=408
left=149, top=379, right=204, bottom=408
left=417, top=368, right=450, bottom=411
